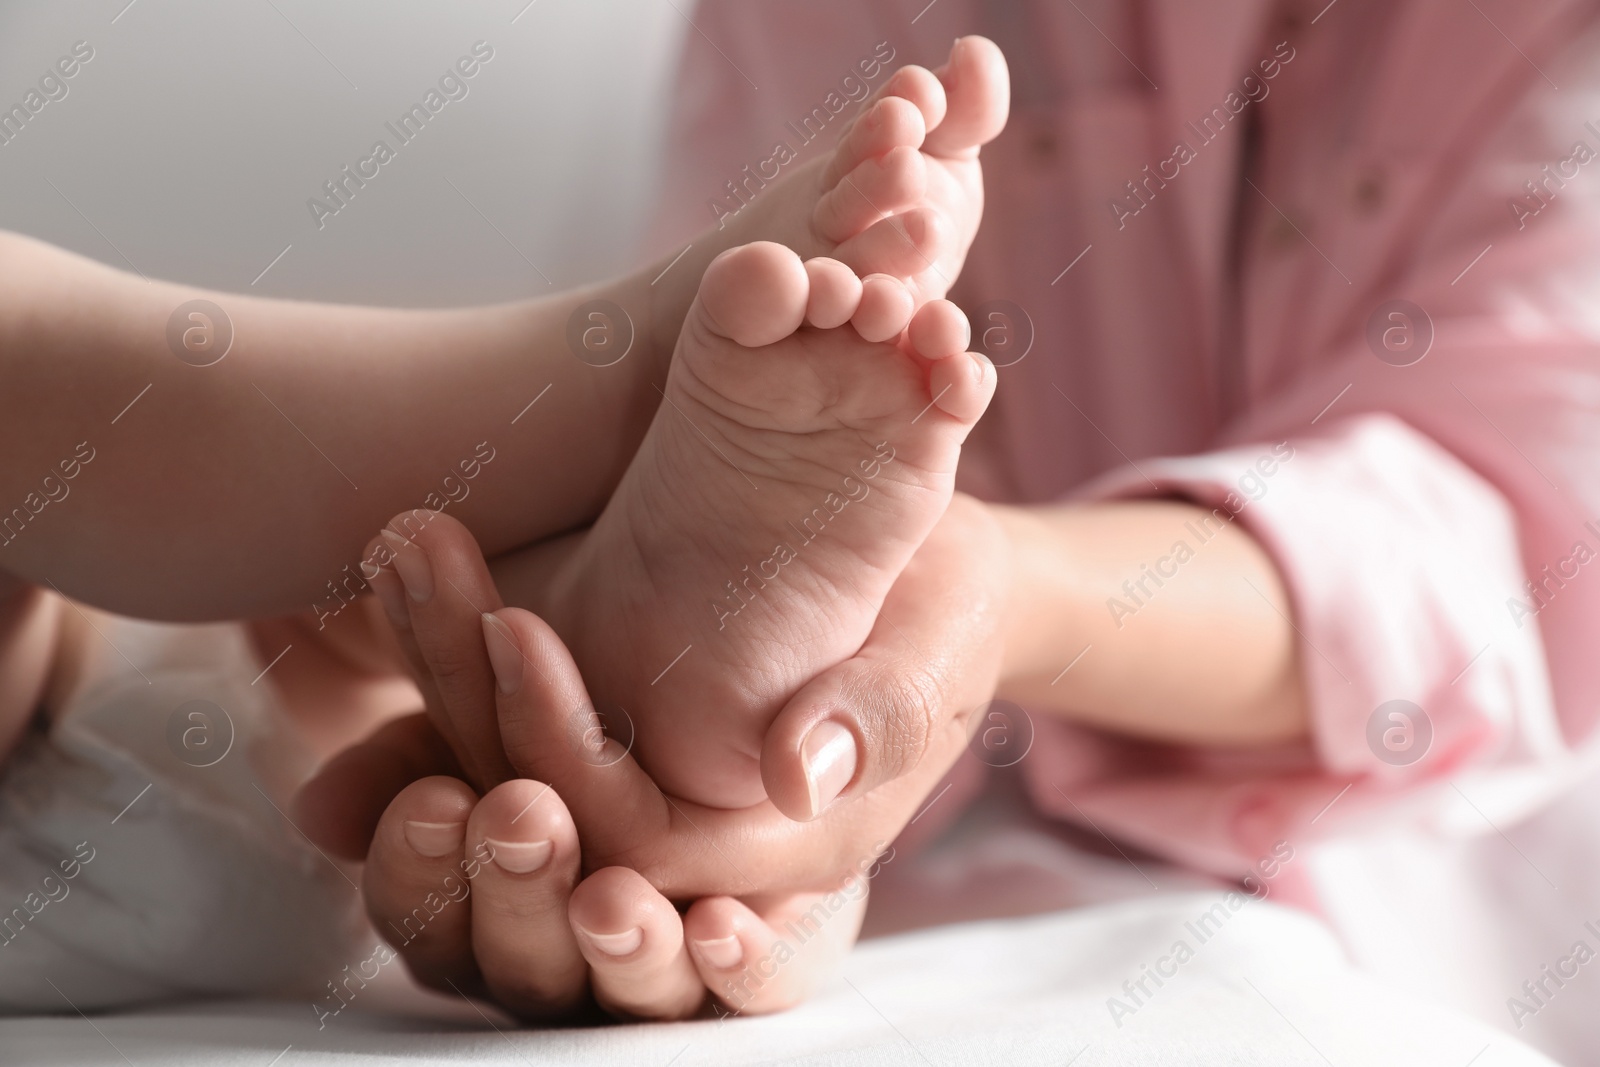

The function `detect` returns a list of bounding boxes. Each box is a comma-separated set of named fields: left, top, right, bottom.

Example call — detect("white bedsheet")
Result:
left=1311, top=768, right=1600, bottom=1065
left=0, top=624, right=1581, bottom=1065
left=1, top=767, right=1569, bottom=1067
left=0, top=615, right=1587, bottom=1065
left=1, top=893, right=1557, bottom=1067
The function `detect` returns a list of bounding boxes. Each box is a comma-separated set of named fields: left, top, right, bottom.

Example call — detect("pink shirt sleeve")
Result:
left=1023, top=22, right=1600, bottom=878
left=1022, top=417, right=1577, bottom=877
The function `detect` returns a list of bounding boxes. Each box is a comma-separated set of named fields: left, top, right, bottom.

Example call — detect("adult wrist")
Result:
left=986, top=502, right=1093, bottom=704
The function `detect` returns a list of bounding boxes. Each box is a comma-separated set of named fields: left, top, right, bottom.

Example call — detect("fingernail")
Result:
left=483, top=837, right=552, bottom=874
left=481, top=613, right=523, bottom=695
left=370, top=567, right=409, bottom=630
left=382, top=530, right=433, bottom=603
left=403, top=820, right=465, bottom=858
left=802, top=720, right=858, bottom=816
left=576, top=925, right=642, bottom=957
left=692, top=935, right=743, bottom=970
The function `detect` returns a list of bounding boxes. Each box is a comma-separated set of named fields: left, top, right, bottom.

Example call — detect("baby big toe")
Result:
left=699, top=242, right=810, bottom=348
left=925, top=36, right=1011, bottom=158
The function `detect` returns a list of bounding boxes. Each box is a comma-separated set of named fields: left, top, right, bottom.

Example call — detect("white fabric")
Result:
left=0, top=892, right=1556, bottom=1066
left=1311, top=772, right=1600, bottom=1064
left=0, top=641, right=1567, bottom=1065
left=0, top=619, right=366, bottom=1012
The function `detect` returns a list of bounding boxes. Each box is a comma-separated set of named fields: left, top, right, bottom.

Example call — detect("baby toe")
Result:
left=832, top=206, right=952, bottom=290
left=803, top=258, right=864, bottom=330
left=814, top=145, right=927, bottom=244
left=928, top=350, right=996, bottom=427
left=877, top=65, right=947, bottom=142
left=852, top=274, right=915, bottom=343
left=925, top=36, right=1011, bottom=158
left=698, top=242, right=810, bottom=348
left=906, top=300, right=971, bottom=362
left=823, top=94, right=928, bottom=189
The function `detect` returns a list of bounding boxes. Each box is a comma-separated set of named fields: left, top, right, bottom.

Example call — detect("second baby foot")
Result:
left=640, top=37, right=1011, bottom=357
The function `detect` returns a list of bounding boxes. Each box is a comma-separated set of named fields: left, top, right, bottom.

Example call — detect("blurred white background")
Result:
left=0, top=0, right=685, bottom=304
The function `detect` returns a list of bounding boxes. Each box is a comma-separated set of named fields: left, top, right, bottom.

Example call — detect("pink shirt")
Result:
left=651, top=0, right=1600, bottom=884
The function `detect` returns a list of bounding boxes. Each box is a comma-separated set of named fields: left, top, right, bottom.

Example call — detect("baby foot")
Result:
left=644, top=37, right=1010, bottom=355
left=547, top=242, right=995, bottom=808
left=800, top=34, right=1010, bottom=306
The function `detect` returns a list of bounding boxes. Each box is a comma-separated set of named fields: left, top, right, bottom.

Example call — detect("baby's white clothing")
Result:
left=0, top=618, right=366, bottom=1012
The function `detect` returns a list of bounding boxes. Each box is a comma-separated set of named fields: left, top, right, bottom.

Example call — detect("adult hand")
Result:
left=301, top=713, right=866, bottom=1019
left=294, top=543, right=877, bottom=1019
left=356, top=493, right=1010, bottom=898
left=298, top=492, right=1009, bottom=1016
left=756, top=491, right=1012, bottom=821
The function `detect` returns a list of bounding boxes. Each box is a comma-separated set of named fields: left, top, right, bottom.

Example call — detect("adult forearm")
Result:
left=991, top=499, right=1308, bottom=746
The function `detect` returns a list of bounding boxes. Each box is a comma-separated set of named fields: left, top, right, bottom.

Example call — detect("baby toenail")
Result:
left=483, top=837, right=553, bottom=874
left=577, top=925, right=643, bottom=957
left=692, top=935, right=744, bottom=970
left=403, top=820, right=466, bottom=858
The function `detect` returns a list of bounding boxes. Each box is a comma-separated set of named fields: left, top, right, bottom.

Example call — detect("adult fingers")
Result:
left=761, top=493, right=1010, bottom=820
left=416, top=530, right=912, bottom=898
left=685, top=880, right=869, bottom=1016
left=363, top=535, right=476, bottom=784
left=293, top=710, right=464, bottom=861
left=569, top=867, right=705, bottom=1020
left=479, top=605, right=830, bottom=896
left=479, top=606, right=675, bottom=857
left=374, top=510, right=517, bottom=789
left=465, top=780, right=590, bottom=1020
left=480, top=602, right=899, bottom=897
left=401, top=523, right=687, bottom=879
left=362, top=776, right=484, bottom=996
